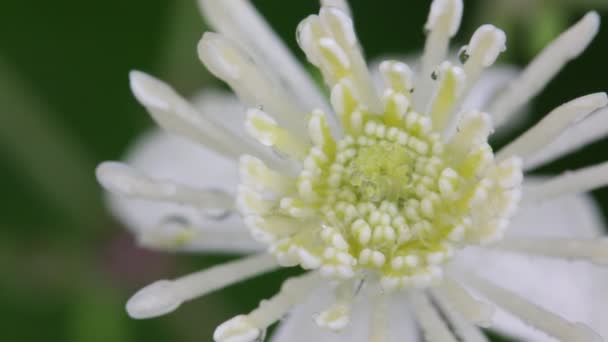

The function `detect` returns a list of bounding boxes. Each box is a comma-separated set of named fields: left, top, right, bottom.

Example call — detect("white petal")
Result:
left=489, top=12, right=600, bottom=128
left=191, top=89, right=248, bottom=141
left=454, top=185, right=608, bottom=341
left=106, top=129, right=263, bottom=253
left=461, top=66, right=517, bottom=113
left=197, top=0, right=331, bottom=116
left=525, top=107, right=608, bottom=170
left=270, top=285, right=419, bottom=342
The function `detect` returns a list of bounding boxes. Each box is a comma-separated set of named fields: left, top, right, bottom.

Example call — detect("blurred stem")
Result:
left=0, top=57, right=107, bottom=229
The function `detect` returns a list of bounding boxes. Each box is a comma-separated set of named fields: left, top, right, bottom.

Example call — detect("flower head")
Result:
left=97, top=0, right=608, bottom=341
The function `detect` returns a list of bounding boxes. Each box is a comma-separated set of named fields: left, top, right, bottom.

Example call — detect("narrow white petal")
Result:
left=136, top=215, right=262, bottom=254
left=215, top=273, right=320, bottom=342
left=436, top=277, right=494, bottom=326
left=432, top=289, right=490, bottom=342
left=197, top=0, right=331, bottom=116
left=525, top=107, right=608, bottom=169
left=415, top=0, right=463, bottom=111
left=198, top=32, right=308, bottom=137
left=453, top=188, right=608, bottom=341
left=409, top=291, right=459, bottom=342
left=96, top=162, right=233, bottom=209
left=104, top=130, right=264, bottom=253
left=106, top=130, right=238, bottom=231
left=191, top=90, right=248, bottom=142
left=461, top=66, right=517, bottom=112
left=524, top=161, right=608, bottom=203
left=130, top=71, right=240, bottom=158
left=127, top=254, right=278, bottom=319
left=369, top=294, right=388, bottom=342
left=496, top=93, right=608, bottom=163
left=489, top=12, right=600, bottom=127
left=489, top=237, right=608, bottom=266
left=458, top=270, right=602, bottom=342
left=129, top=71, right=278, bottom=167
left=270, top=286, right=419, bottom=342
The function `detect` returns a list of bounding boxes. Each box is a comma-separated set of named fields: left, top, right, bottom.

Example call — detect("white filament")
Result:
left=489, top=12, right=600, bottom=127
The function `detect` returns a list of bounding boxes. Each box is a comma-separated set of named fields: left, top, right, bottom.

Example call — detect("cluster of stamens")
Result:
left=234, top=5, right=523, bottom=292
left=241, top=89, right=522, bottom=291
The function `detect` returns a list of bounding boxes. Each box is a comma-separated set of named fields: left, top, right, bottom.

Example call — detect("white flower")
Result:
left=96, top=0, right=608, bottom=341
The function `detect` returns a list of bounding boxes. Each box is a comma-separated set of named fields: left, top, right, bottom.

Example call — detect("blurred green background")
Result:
left=1, top=0, right=607, bottom=341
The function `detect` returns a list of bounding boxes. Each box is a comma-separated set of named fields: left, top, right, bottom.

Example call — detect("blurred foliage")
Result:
left=0, top=0, right=607, bottom=341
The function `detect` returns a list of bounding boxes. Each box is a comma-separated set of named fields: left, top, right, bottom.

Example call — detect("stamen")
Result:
left=320, top=0, right=352, bottom=16
left=96, top=162, right=233, bottom=209
left=214, top=272, right=320, bottom=342
left=426, top=61, right=466, bottom=133
left=236, top=185, right=276, bottom=216
left=447, top=110, right=493, bottom=162
left=524, top=161, right=608, bottom=203
left=315, top=280, right=354, bottom=331
left=496, top=93, right=608, bottom=163
left=297, top=8, right=382, bottom=113
left=436, top=277, right=494, bottom=326
left=489, top=12, right=601, bottom=127
left=320, top=8, right=382, bottom=113
left=198, top=0, right=333, bottom=118
left=453, top=25, right=506, bottom=124
left=369, top=294, right=389, bottom=342
left=459, top=270, right=602, bottom=342
left=489, top=237, right=608, bottom=266
left=126, top=254, right=278, bottom=319
left=379, top=60, right=415, bottom=96
left=239, top=155, right=295, bottom=194
left=525, top=107, right=608, bottom=170
left=409, top=291, right=459, bottom=342
left=244, top=215, right=304, bottom=244
left=245, top=108, right=311, bottom=160
left=415, top=0, right=463, bottom=111
left=198, top=32, right=307, bottom=136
